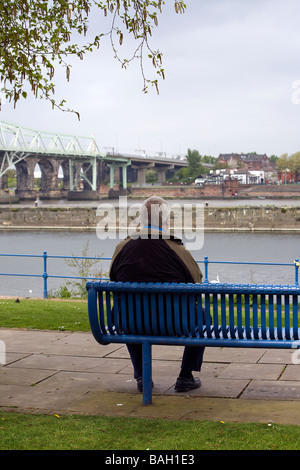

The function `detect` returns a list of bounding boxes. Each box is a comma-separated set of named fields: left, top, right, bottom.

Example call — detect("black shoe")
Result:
left=174, top=375, right=201, bottom=392
left=137, top=377, right=154, bottom=392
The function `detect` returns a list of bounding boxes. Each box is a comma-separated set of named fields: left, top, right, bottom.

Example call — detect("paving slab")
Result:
left=7, top=353, right=130, bottom=374
left=45, top=332, right=124, bottom=357
left=258, top=349, right=296, bottom=364
left=0, top=328, right=123, bottom=357
left=280, top=365, right=300, bottom=381
left=203, top=347, right=267, bottom=363
left=0, top=378, right=85, bottom=410
left=106, top=344, right=185, bottom=362
left=5, top=352, right=32, bottom=365
left=65, top=391, right=144, bottom=417
left=0, top=367, right=55, bottom=386
left=0, top=328, right=70, bottom=353
left=218, top=363, right=284, bottom=380
left=0, top=328, right=300, bottom=425
left=240, top=380, right=300, bottom=400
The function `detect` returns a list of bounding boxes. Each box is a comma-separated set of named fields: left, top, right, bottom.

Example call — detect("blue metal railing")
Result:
left=203, top=256, right=299, bottom=286
left=0, top=251, right=299, bottom=299
left=0, top=251, right=111, bottom=299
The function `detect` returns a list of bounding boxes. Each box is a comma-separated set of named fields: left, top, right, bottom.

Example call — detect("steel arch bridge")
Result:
left=0, top=120, right=131, bottom=193
left=0, top=120, right=187, bottom=199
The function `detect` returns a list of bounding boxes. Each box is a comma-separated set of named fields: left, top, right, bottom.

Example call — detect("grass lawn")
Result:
left=0, top=298, right=300, bottom=451
left=0, top=298, right=90, bottom=331
left=0, top=411, right=300, bottom=450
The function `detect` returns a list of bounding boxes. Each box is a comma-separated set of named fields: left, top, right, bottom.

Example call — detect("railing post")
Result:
left=295, top=259, right=299, bottom=285
left=43, top=251, right=48, bottom=299
left=204, top=256, right=209, bottom=283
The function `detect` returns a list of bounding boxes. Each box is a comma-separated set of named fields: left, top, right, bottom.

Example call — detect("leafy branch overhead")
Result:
left=0, top=0, right=186, bottom=117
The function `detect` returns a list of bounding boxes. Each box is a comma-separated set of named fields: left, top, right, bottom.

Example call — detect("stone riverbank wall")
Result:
left=129, top=183, right=300, bottom=199
left=1, top=205, right=300, bottom=232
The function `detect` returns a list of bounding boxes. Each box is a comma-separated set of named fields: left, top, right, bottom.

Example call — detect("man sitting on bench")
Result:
left=109, top=196, right=205, bottom=393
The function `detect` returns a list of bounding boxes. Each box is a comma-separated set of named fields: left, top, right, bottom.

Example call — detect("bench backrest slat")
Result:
left=221, top=293, right=227, bottom=339
left=269, top=294, right=274, bottom=339
left=293, top=295, right=299, bottom=340
left=285, top=295, right=290, bottom=340
left=277, top=294, right=282, bottom=340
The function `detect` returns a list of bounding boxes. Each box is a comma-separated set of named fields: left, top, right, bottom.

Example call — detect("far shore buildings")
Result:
left=217, top=153, right=274, bottom=171
left=194, top=153, right=277, bottom=186
left=217, top=153, right=276, bottom=184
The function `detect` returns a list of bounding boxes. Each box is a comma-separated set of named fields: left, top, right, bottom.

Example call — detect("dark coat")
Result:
left=109, top=229, right=202, bottom=284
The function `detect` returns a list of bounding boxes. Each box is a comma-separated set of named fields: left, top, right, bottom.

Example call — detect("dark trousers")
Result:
left=127, top=343, right=205, bottom=379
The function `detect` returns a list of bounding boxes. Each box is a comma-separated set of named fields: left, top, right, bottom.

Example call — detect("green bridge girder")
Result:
left=0, top=120, right=187, bottom=192
left=0, top=120, right=131, bottom=190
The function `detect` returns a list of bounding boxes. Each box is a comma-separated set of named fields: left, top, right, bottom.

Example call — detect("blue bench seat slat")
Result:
left=229, top=293, right=235, bottom=339
left=221, top=293, right=227, bottom=339
left=158, top=293, right=166, bottom=336
left=261, top=294, right=267, bottom=340
left=173, top=294, right=181, bottom=336
left=196, top=294, right=204, bottom=337
left=181, top=294, right=189, bottom=336
left=112, top=292, right=120, bottom=333
left=135, top=293, right=143, bottom=335
left=244, top=293, right=251, bottom=339
left=128, top=293, right=135, bottom=334
left=277, top=294, right=283, bottom=340
left=166, top=293, right=174, bottom=336
left=98, top=291, right=107, bottom=337
left=120, top=293, right=129, bottom=334
left=237, top=293, right=243, bottom=339
left=212, top=293, right=219, bottom=339
left=188, top=294, right=197, bottom=337
left=253, top=294, right=259, bottom=340
left=143, top=293, right=151, bottom=334
left=106, top=291, right=115, bottom=335
left=204, top=293, right=212, bottom=338
left=293, top=294, right=299, bottom=340
left=87, top=286, right=104, bottom=344
left=150, top=294, right=159, bottom=335
left=269, top=294, right=275, bottom=340
left=285, top=295, right=290, bottom=340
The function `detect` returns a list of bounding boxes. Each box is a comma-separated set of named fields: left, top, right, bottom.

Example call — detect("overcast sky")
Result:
left=2, top=0, right=300, bottom=158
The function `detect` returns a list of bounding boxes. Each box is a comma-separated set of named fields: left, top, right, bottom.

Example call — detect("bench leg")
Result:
left=142, top=343, right=152, bottom=406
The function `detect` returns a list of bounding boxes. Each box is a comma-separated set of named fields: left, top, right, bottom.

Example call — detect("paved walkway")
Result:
left=1, top=328, right=300, bottom=425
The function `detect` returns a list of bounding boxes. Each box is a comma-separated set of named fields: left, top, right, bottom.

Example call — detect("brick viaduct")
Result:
left=0, top=153, right=185, bottom=200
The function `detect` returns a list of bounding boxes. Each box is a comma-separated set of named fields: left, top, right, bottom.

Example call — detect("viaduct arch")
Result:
left=0, top=121, right=187, bottom=200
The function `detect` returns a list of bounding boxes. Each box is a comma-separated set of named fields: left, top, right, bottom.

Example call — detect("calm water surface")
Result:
left=0, top=229, right=299, bottom=297
left=9, top=198, right=300, bottom=208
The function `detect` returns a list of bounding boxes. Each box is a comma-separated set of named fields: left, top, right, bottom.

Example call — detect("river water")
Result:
left=0, top=228, right=299, bottom=298
left=10, top=197, right=300, bottom=208
left=1, top=197, right=300, bottom=296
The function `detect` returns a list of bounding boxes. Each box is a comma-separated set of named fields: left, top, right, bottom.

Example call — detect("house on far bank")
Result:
left=218, top=153, right=274, bottom=171
left=194, top=168, right=277, bottom=185
left=194, top=175, right=206, bottom=185
left=205, top=169, right=265, bottom=184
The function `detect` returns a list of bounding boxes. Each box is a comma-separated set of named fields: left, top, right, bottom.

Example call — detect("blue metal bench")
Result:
left=86, top=280, right=300, bottom=405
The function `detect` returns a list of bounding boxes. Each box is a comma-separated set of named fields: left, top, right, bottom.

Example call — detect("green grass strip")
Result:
left=0, top=411, right=300, bottom=450
left=0, top=298, right=90, bottom=331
